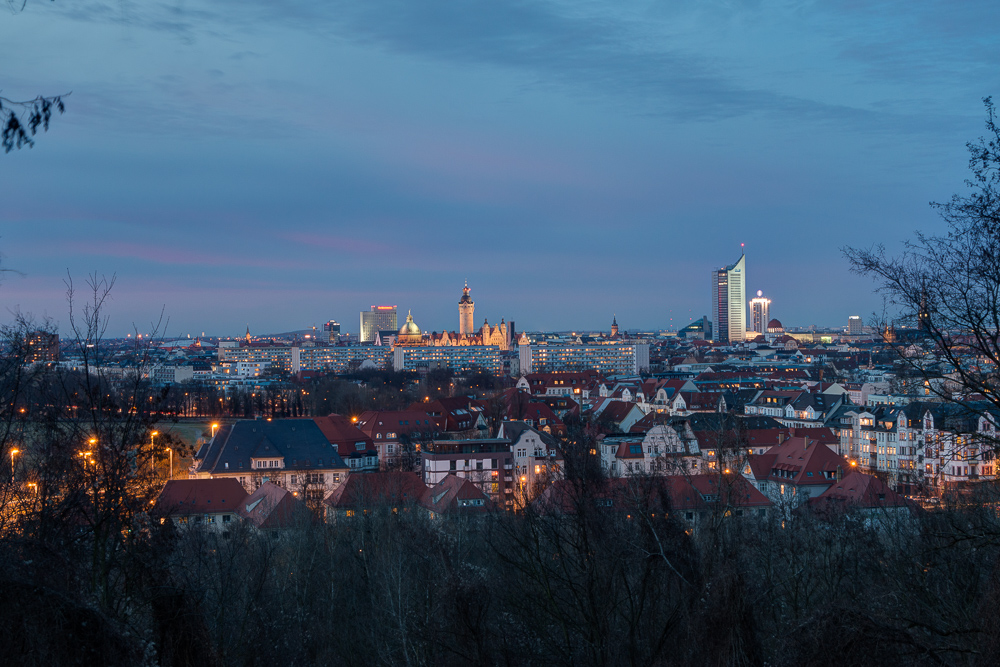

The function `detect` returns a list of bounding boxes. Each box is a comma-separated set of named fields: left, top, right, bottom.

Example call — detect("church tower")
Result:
left=459, top=281, right=475, bottom=335
left=611, top=315, right=619, bottom=337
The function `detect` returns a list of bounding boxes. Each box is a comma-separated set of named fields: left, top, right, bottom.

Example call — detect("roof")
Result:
left=809, top=472, right=912, bottom=512
left=195, top=419, right=348, bottom=475
left=420, top=474, right=491, bottom=514
left=355, top=410, right=441, bottom=440
left=324, top=471, right=429, bottom=509
left=237, top=482, right=307, bottom=529
left=311, top=414, right=376, bottom=453
left=534, top=475, right=771, bottom=514
left=746, top=437, right=848, bottom=486
left=153, top=478, right=247, bottom=516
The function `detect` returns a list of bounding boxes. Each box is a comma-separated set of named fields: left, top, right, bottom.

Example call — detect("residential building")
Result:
left=420, top=439, right=514, bottom=508
left=519, top=342, right=650, bottom=375
left=152, top=478, right=247, bottom=528
left=27, top=330, right=59, bottom=363
left=191, top=419, right=349, bottom=504
left=393, top=344, right=503, bottom=374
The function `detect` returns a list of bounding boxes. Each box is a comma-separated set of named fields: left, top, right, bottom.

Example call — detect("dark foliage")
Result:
left=1, top=94, right=67, bottom=153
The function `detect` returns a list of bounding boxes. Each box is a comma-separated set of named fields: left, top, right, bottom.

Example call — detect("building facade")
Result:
left=749, top=290, right=771, bottom=335
left=518, top=342, right=650, bottom=375
left=360, top=306, right=398, bottom=343
left=711, top=253, right=746, bottom=344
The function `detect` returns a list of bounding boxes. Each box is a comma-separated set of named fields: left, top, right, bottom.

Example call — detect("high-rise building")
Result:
left=848, top=315, right=863, bottom=335
left=27, top=330, right=59, bottom=363
left=711, top=253, right=746, bottom=344
left=360, top=306, right=398, bottom=343
left=323, top=320, right=341, bottom=344
left=749, top=290, right=771, bottom=335
left=459, top=282, right=475, bottom=335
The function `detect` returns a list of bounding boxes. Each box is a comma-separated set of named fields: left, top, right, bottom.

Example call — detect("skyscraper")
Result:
left=711, top=253, right=746, bottom=344
left=459, top=282, right=475, bottom=335
left=848, top=315, right=863, bottom=335
left=749, top=290, right=771, bottom=334
left=360, top=306, right=398, bottom=343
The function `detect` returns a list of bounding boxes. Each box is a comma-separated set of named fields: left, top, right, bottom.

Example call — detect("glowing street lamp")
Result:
left=10, top=448, right=19, bottom=478
left=150, top=430, right=159, bottom=473
left=211, top=423, right=219, bottom=438
left=166, top=447, right=173, bottom=480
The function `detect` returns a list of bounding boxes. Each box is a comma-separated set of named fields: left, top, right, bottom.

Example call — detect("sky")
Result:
left=1, top=0, right=998, bottom=337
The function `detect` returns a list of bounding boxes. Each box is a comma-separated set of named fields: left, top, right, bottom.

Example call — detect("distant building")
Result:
left=711, top=253, right=746, bottom=344
left=27, top=330, right=59, bottom=363
left=459, top=282, right=475, bottom=335
left=677, top=317, right=711, bottom=340
left=150, top=364, right=195, bottom=385
left=848, top=315, right=863, bottom=335
left=323, top=320, right=341, bottom=343
left=519, top=342, right=650, bottom=375
left=749, top=290, right=771, bottom=334
left=360, top=305, right=398, bottom=343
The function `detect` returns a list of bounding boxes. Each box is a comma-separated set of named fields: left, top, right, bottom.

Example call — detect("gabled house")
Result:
left=192, top=419, right=348, bottom=503
left=742, top=436, right=850, bottom=508
left=324, top=471, right=429, bottom=520
left=420, top=474, right=491, bottom=516
left=237, top=481, right=310, bottom=529
left=312, top=414, right=379, bottom=472
left=152, top=478, right=247, bottom=528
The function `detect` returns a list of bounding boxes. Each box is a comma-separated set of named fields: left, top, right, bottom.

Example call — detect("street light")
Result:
left=10, top=448, right=19, bottom=478
left=211, top=423, right=219, bottom=438
left=150, top=430, right=159, bottom=474
left=166, top=447, right=173, bottom=480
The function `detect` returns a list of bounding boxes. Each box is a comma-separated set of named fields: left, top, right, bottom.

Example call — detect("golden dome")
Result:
left=397, top=311, right=423, bottom=344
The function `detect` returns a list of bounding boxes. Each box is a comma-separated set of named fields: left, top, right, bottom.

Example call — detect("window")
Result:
left=450, top=460, right=457, bottom=471
left=223, top=515, right=231, bottom=523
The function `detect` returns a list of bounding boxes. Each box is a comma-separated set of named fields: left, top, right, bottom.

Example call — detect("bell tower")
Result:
left=459, top=281, right=475, bottom=335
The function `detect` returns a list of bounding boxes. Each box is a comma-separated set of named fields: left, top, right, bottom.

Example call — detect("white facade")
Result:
left=712, top=253, right=746, bottom=344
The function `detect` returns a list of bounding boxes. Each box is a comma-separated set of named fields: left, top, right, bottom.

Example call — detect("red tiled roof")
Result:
left=237, top=482, right=306, bottom=529
left=325, top=472, right=428, bottom=509
left=810, top=472, right=912, bottom=510
left=312, top=414, right=376, bottom=451
left=153, top=478, right=247, bottom=516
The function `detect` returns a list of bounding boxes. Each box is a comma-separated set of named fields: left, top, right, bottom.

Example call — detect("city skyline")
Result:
left=4, top=2, right=998, bottom=335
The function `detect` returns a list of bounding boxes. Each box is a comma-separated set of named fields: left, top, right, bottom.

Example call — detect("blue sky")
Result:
left=1, top=0, right=997, bottom=336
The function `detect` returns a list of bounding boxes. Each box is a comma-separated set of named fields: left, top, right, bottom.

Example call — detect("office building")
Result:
left=323, top=320, right=341, bottom=343
left=711, top=253, right=746, bottom=344
left=749, top=290, right=771, bottom=334
left=360, top=306, right=397, bottom=343
left=848, top=315, right=863, bottom=335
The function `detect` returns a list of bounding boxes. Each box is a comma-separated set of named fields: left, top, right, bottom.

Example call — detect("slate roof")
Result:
left=195, top=419, right=347, bottom=475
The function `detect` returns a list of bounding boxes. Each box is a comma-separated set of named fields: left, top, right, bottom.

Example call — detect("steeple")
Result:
left=459, top=281, right=475, bottom=335
left=611, top=314, right=619, bottom=337
left=245, top=324, right=251, bottom=344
